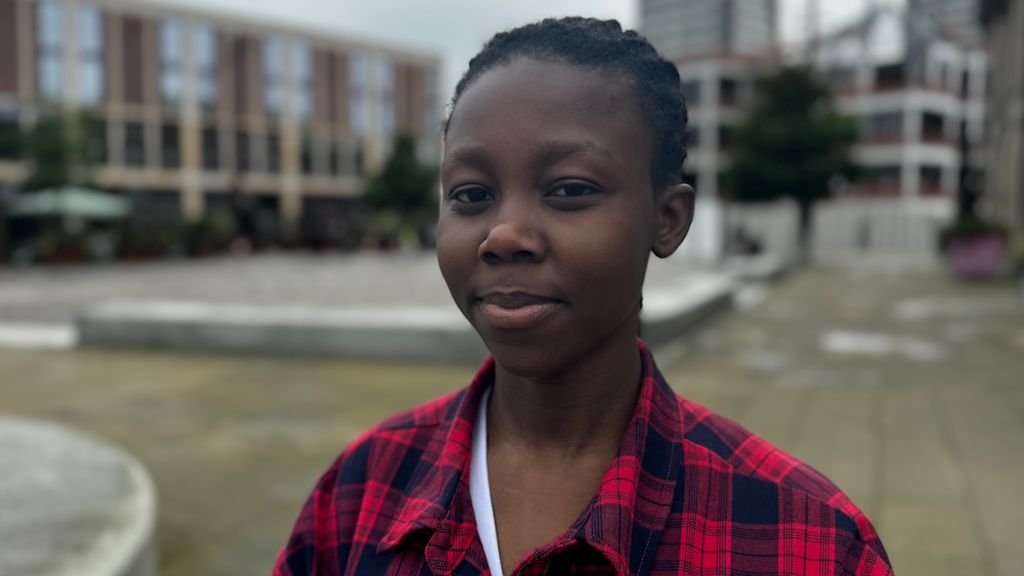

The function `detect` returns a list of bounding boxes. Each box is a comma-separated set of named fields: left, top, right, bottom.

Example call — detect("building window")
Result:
left=719, top=78, right=738, bottom=107
left=301, top=137, right=314, bottom=175
left=125, top=121, right=146, bottom=167
left=36, top=0, right=63, bottom=101
left=77, top=5, right=104, bottom=106
left=202, top=126, right=219, bottom=170
left=826, top=66, right=856, bottom=92
left=263, top=37, right=284, bottom=117
left=195, top=24, right=218, bottom=110
left=349, top=52, right=368, bottom=135
left=686, top=127, right=700, bottom=149
left=338, top=137, right=362, bottom=175
left=160, top=18, right=183, bottom=107
left=0, top=109, right=20, bottom=160
left=161, top=123, right=180, bottom=168
left=868, top=166, right=901, bottom=195
left=876, top=63, right=905, bottom=90
left=681, top=80, right=701, bottom=106
left=865, top=112, right=903, bottom=142
left=85, top=116, right=106, bottom=164
left=267, top=132, right=280, bottom=173
left=378, top=55, right=394, bottom=137
left=328, top=140, right=339, bottom=176
left=921, top=111, right=945, bottom=143
left=236, top=131, right=250, bottom=171
left=920, top=165, right=943, bottom=195
left=682, top=172, right=698, bottom=190
left=718, top=126, right=734, bottom=151
left=293, top=42, right=313, bottom=122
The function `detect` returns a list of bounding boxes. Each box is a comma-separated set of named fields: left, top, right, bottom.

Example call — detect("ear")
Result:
left=652, top=183, right=695, bottom=258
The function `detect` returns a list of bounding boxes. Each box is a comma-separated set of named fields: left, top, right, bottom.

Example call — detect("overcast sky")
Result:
left=161, top=0, right=905, bottom=96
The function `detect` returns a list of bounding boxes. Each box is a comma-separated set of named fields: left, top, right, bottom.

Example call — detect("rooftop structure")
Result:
left=641, top=0, right=778, bottom=61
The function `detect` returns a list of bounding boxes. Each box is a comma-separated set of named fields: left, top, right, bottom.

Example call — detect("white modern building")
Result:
left=814, top=5, right=987, bottom=202
left=676, top=55, right=776, bottom=199
left=640, top=0, right=780, bottom=200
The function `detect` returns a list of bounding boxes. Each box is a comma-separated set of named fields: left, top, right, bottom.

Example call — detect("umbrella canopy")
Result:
left=6, top=186, right=130, bottom=219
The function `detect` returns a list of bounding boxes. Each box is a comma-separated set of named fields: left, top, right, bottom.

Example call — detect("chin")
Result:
left=483, top=338, right=581, bottom=380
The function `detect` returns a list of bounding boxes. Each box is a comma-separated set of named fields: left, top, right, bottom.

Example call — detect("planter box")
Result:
left=948, top=233, right=1007, bottom=279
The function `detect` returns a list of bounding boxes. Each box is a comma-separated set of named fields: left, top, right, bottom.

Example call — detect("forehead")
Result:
left=444, top=59, right=653, bottom=172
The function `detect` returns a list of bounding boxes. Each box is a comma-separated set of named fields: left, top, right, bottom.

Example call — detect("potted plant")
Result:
left=938, top=217, right=1009, bottom=279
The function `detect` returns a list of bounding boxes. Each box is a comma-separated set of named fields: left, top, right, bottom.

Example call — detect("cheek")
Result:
left=555, top=211, right=651, bottom=300
left=435, top=217, right=478, bottom=295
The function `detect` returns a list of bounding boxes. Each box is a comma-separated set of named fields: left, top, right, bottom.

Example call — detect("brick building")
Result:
left=0, top=0, right=442, bottom=242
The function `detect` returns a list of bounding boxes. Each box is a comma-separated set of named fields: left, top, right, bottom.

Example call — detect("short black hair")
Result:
left=444, top=17, right=688, bottom=189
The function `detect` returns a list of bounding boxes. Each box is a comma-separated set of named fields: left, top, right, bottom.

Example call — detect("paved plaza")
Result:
left=0, top=258, right=1022, bottom=575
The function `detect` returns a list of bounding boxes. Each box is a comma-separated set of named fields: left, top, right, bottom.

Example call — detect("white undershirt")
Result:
left=470, top=387, right=504, bottom=576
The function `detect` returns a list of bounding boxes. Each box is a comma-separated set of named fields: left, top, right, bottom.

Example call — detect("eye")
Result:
left=548, top=182, right=598, bottom=198
left=450, top=187, right=494, bottom=204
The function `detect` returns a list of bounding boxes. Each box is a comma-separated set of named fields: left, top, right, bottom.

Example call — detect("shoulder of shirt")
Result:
left=373, top=387, right=466, bottom=432
left=675, top=393, right=884, bottom=545
left=317, top=388, right=465, bottom=475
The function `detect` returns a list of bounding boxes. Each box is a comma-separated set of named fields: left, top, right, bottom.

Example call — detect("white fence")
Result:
left=672, top=197, right=952, bottom=265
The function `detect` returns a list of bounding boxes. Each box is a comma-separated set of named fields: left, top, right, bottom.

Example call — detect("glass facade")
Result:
left=195, top=24, right=218, bottom=110
left=161, top=123, right=180, bottom=167
left=641, top=0, right=776, bottom=60
left=236, top=131, right=250, bottom=171
left=36, top=0, right=63, bottom=101
left=77, top=5, right=104, bottom=106
left=263, top=37, right=284, bottom=116
left=293, top=42, right=313, bottom=122
left=160, top=18, right=183, bottom=106
left=377, top=55, right=394, bottom=137
left=124, top=121, right=146, bottom=167
left=267, top=132, right=280, bottom=172
left=349, top=52, right=368, bottom=135
left=202, top=126, right=219, bottom=170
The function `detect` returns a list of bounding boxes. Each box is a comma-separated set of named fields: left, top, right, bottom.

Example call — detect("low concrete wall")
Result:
left=79, top=301, right=489, bottom=364
left=77, top=275, right=736, bottom=364
left=641, top=274, right=736, bottom=348
left=0, top=417, right=157, bottom=576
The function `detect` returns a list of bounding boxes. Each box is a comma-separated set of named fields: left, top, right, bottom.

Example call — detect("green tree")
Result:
left=20, top=111, right=98, bottom=191
left=728, top=66, right=859, bottom=265
left=363, top=134, right=437, bottom=246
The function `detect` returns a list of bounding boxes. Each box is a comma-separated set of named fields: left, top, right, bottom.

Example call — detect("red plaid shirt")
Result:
left=275, top=341, right=893, bottom=575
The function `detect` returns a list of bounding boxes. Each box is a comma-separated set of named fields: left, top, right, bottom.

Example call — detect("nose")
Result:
left=478, top=203, right=546, bottom=265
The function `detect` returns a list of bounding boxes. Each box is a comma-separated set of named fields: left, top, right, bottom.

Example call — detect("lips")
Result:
left=475, top=291, right=562, bottom=330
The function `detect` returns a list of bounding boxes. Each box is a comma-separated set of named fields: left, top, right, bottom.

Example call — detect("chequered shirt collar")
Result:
left=378, top=339, right=684, bottom=576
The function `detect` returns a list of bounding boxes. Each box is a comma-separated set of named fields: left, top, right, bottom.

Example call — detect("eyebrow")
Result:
left=444, top=139, right=614, bottom=170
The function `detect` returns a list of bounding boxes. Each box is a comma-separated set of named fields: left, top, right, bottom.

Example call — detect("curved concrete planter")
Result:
left=0, top=417, right=157, bottom=576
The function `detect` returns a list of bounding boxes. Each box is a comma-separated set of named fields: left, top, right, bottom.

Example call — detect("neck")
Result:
left=487, top=327, right=642, bottom=459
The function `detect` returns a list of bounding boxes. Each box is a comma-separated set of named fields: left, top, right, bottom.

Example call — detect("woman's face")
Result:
left=437, top=59, right=661, bottom=378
